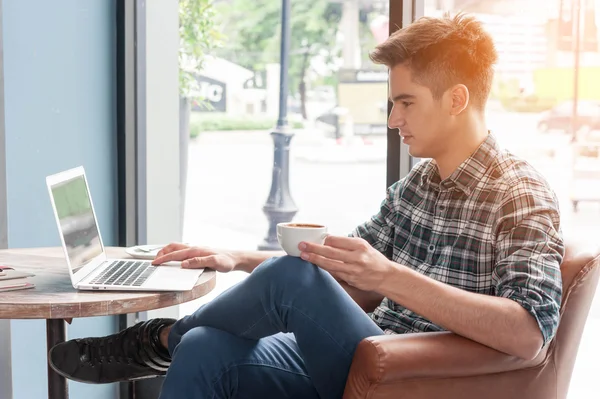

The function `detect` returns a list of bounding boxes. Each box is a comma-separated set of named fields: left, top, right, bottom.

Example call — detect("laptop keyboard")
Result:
left=90, top=260, right=156, bottom=287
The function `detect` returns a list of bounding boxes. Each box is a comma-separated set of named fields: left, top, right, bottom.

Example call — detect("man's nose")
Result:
left=388, top=111, right=405, bottom=130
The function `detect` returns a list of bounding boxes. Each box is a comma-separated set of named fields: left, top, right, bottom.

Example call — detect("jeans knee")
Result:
left=169, top=327, right=225, bottom=375
left=253, top=256, right=316, bottom=287
left=172, top=326, right=210, bottom=361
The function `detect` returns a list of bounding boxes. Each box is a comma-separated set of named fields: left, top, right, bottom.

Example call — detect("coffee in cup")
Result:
left=276, top=222, right=328, bottom=257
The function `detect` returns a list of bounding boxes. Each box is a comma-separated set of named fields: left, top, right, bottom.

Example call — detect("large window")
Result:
left=177, top=0, right=398, bottom=312
left=420, top=1, right=599, bottom=398
left=180, top=0, right=392, bottom=251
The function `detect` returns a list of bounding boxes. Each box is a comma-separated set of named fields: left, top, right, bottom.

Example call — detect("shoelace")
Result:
left=81, top=327, right=142, bottom=366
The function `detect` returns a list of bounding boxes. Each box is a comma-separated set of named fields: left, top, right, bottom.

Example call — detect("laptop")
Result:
left=46, top=166, right=204, bottom=291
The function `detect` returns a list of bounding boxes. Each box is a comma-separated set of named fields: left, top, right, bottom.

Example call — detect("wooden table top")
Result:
left=0, top=247, right=216, bottom=319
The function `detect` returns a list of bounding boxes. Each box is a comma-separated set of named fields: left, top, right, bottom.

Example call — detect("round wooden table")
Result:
left=0, top=247, right=217, bottom=399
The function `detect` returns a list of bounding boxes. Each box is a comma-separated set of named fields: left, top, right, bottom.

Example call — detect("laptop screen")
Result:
left=50, top=175, right=103, bottom=273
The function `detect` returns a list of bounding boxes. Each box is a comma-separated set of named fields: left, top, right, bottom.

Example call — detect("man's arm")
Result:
left=380, top=179, right=563, bottom=360
left=378, top=263, right=545, bottom=360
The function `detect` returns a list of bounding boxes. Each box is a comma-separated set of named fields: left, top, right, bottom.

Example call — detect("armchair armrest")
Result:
left=345, top=332, right=547, bottom=395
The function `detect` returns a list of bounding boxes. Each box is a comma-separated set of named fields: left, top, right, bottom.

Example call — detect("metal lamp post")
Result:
left=258, top=0, right=298, bottom=250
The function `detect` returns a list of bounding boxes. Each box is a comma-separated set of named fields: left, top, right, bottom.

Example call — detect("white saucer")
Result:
left=125, top=244, right=165, bottom=260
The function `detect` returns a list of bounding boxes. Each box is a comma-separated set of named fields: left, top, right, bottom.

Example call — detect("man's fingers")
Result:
left=181, top=256, right=209, bottom=269
left=301, top=242, right=352, bottom=263
left=155, top=243, right=187, bottom=258
left=152, top=248, right=194, bottom=265
left=324, top=235, right=367, bottom=251
left=301, top=253, right=348, bottom=274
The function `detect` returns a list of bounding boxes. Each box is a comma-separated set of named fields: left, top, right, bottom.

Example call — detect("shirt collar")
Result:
left=421, top=132, right=500, bottom=195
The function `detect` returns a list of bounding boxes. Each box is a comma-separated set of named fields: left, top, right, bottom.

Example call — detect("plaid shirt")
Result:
left=352, top=133, right=564, bottom=346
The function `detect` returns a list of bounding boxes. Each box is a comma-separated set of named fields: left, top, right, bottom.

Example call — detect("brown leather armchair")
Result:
left=344, top=243, right=600, bottom=399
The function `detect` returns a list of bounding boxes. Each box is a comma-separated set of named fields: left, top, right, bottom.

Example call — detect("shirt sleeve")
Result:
left=492, top=178, right=565, bottom=347
left=350, top=182, right=399, bottom=260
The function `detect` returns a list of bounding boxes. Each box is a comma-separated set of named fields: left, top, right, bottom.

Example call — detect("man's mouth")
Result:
left=400, top=132, right=413, bottom=143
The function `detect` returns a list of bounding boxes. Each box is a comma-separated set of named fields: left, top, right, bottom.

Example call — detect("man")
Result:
left=49, top=13, right=564, bottom=399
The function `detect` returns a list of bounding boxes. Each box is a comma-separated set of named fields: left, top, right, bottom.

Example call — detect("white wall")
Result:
left=2, top=1, right=119, bottom=397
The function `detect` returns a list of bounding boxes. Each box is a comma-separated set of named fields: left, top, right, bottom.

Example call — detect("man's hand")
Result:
left=299, top=235, right=393, bottom=292
left=152, top=243, right=237, bottom=273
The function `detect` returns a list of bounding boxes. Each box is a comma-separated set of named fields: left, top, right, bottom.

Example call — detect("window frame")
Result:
left=387, top=0, right=420, bottom=186
left=116, top=0, right=147, bottom=397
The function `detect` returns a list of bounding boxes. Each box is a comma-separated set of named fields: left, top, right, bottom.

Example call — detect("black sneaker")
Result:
left=48, top=318, right=175, bottom=384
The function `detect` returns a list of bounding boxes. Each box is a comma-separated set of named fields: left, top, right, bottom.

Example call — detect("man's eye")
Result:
left=402, top=102, right=413, bottom=108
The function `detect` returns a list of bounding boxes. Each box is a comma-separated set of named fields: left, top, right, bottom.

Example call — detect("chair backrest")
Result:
left=550, top=243, right=600, bottom=399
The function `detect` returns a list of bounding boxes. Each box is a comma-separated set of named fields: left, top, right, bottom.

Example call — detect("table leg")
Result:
left=46, top=319, right=68, bottom=399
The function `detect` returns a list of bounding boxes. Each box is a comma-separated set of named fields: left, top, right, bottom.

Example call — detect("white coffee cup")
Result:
left=276, top=223, right=328, bottom=257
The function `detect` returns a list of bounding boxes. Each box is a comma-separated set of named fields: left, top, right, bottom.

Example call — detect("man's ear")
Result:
left=448, top=84, right=469, bottom=115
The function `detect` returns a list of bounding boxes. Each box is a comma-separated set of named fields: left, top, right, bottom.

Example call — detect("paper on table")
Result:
left=0, top=281, right=35, bottom=292
left=0, top=267, right=35, bottom=281
left=0, top=279, right=29, bottom=288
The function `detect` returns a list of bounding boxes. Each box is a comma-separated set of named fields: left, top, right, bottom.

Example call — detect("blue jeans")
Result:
left=159, top=256, right=384, bottom=399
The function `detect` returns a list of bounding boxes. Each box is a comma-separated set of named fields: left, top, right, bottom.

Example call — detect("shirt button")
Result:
left=439, top=205, right=445, bottom=210
left=428, top=244, right=435, bottom=253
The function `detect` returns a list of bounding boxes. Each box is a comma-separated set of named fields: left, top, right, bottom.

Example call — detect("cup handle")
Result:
left=321, top=233, right=328, bottom=240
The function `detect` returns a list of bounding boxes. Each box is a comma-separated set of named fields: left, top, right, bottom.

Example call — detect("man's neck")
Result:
left=434, top=116, right=489, bottom=180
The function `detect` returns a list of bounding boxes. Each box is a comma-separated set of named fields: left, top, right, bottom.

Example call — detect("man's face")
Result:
left=387, top=64, right=453, bottom=159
